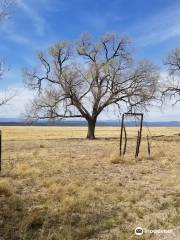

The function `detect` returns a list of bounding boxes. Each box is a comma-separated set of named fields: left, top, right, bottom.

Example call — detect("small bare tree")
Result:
left=162, top=48, right=180, bottom=104
left=24, top=33, right=159, bottom=139
left=0, top=0, right=16, bottom=105
left=0, top=0, right=14, bottom=22
left=0, top=62, right=14, bottom=105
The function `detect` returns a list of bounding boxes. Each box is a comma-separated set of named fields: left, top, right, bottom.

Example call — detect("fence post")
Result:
left=120, top=114, right=125, bottom=156
left=135, top=130, right=140, bottom=158
left=138, top=114, right=143, bottom=152
left=123, top=126, right=127, bottom=155
left=147, top=135, right=151, bottom=158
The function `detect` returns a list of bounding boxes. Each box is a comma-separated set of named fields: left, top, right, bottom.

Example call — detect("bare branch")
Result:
left=162, top=48, right=180, bottom=104
left=0, top=0, right=15, bottom=23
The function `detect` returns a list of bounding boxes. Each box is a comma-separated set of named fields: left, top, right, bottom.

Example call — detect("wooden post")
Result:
left=120, top=114, right=125, bottom=156
left=135, top=130, right=140, bottom=158
left=123, top=126, right=127, bottom=155
left=138, top=114, right=143, bottom=152
left=147, top=135, right=151, bottom=157
left=135, top=114, right=143, bottom=158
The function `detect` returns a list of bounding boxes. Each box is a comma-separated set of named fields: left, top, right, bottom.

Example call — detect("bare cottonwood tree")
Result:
left=162, top=48, right=180, bottom=104
left=24, top=33, right=159, bottom=139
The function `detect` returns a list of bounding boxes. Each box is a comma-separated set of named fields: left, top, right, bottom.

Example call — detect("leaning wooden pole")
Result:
left=135, top=114, right=143, bottom=158
left=147, top=135, right=151, bottom=157
left=123, top=126, right=127, bottom=155
left=138, top=114, right=143, bottom=151
left=135, top=130, right=140, bottom=158
left=120, top=114, right=125, bottom=156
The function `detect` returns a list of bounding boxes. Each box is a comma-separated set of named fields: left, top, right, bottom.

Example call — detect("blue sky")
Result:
left=0, top=0, right=180, bottom=120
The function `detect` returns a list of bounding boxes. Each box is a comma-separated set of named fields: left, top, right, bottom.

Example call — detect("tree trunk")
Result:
left=86, top=118, right=96, bottom=139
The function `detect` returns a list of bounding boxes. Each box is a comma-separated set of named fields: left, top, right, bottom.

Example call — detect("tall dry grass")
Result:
left=0, top=126, right=179, bottom=239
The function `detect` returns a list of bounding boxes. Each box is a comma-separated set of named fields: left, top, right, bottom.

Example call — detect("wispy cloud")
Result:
left=134, top=3, right=180, bottom=46
left=16, top=0, right=46, bottom=36
left=0, top=0, right=49, bottom=46
left=0, top=0, right=57, bottom=48
left=4, top=30, right=32, bottom=45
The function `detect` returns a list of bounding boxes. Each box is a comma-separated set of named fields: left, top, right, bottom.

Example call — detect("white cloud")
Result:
left=0, top=84, right=180, bottom=121
left=0, top=87, right=34, bottom=118
left=135, top=4, right=180, bottom=46
left=4, top=30, right=32, bottom=45
left=17, top=0, right=46, bottom=36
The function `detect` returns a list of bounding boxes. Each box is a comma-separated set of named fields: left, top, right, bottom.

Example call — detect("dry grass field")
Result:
left=0, top=126, right=180, bottom=240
